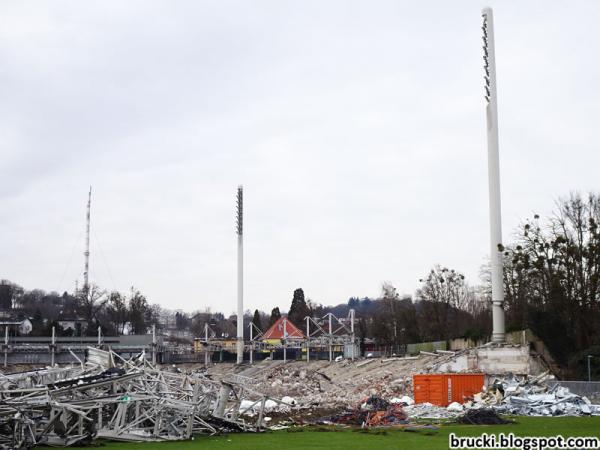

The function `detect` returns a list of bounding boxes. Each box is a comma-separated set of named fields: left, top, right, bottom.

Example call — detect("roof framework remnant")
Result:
left=0, top=348, right=277, bottom=448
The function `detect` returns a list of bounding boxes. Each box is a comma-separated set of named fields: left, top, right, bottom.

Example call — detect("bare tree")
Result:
left=78, top=283, right=108, bottom=333
left=501, top=192, right=600, bottom=367
left=416, top=266, right=471, bottom=340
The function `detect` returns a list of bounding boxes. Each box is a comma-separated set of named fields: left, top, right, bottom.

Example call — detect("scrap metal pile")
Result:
left=384, top=373, right=600, bottom=420
left=467, top=372, right=600, bottom=416
left=0, top=348, right=276, bottom=448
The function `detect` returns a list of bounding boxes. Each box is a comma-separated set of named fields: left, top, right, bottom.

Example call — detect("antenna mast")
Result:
left=83, top=186, right=92, bottom=295
left=236, top=186, right=244, bottom=364
left=482, top=7, right=505, bottom=343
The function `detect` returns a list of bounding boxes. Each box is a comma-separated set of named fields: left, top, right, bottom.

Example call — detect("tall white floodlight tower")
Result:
left=236, top=186, right=244, bottom=363
left=482, top=8, right=505, bottom=343
left=83, top=186, right=92, bottom=294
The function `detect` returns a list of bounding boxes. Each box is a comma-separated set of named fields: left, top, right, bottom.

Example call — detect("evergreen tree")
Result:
left=251, top=309, right=263, bottom=332
left=288, top=288, right=310, bottom=327
left=32, top=308, right=43, bottom=336
left=129, top=288, right=149, bottom=334
left=268, top=307, right=281, bottom=327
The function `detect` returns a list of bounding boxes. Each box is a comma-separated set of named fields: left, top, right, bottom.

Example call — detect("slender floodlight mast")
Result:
left=482, top=7, right=505, bottom=343
left=83, top=186, right=92, bottom=294
left=236, top=186, right=244, bottom=363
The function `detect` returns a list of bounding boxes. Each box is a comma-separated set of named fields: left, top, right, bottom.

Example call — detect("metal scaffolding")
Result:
left=304, top=309, right=357, bottom=362
left=0, top=347, right=280, bottom=447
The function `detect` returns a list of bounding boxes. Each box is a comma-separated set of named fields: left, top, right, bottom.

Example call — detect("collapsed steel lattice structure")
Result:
left=0, top=348, right=276, bottom=448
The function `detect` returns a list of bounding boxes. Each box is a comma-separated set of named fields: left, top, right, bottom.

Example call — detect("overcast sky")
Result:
left=1, top=1, right=599, bottom=315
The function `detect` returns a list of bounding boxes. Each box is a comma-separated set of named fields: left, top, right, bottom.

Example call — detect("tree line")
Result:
left=498, top=193, right=600, bottom=378
left=0, top=283, right=162, bottom=337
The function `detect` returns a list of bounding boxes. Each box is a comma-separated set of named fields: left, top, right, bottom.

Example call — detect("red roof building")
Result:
left=261, top=317, right=305, bottom=341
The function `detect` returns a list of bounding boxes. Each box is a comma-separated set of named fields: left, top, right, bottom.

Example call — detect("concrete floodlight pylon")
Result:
left=236, top=186, right=244, bottom=364
left=482, top=7, right=505, bottom=343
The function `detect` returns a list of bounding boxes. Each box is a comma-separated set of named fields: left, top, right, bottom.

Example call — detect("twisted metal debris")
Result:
left=0, top=348, right=277, bottom=448
left=475, top=372, right=600, bottom=416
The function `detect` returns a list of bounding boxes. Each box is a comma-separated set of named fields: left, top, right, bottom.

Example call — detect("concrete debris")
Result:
left=281, top=396, right=297, bottom=407
left=446, top=402, right=464, bottom=412
left=0, top=348, right=278, bottom=448
left=204, top=348, right=541, bottom=417
left=201, top=349, right=586, bottom=421
left=403, top=403, right=460, bottom=419
left=356, top=359, right=376, bottom=368
left=223, top=355, right=442, bottom=411
left=239, top=396, right=297, bottom=417
left=390, top=396, right=414, bottom=406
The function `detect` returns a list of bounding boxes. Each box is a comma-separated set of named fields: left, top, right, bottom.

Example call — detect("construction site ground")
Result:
left=71, top=417, right=600, bottom=450
left=2, top=348, right=599, bottom=448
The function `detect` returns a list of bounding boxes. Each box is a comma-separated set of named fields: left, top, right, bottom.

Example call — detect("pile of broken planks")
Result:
left=0, top=348, right=277, bottom=448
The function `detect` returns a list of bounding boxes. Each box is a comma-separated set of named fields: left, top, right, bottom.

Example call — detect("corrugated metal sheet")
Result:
left=87, top=347, right=114, bottom=368
left=343, top=344, right=360, bottom=358
left=413, top=373, right=485, bottom=406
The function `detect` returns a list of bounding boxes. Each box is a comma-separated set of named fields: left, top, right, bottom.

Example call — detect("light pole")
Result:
left=588, top=355, right=593, bottom=382
left=482, top=7, right=506, bottom=343
left=236, top=186, right=244, bottom=364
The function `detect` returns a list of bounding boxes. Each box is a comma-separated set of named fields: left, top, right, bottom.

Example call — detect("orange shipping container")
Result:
left=413, top=373, right=485, bottom=406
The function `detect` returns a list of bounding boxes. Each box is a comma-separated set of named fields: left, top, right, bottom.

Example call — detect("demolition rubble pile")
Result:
left=471, top=373, right=600, bottom=416
left=231, top=345, right=543, bottom=412
left=214, top=356, right=600, bottom=420
left=226, top=355, right=441, bottom=410
left=0, top=348, right=278, bottom=448
left=403, top=403, right=460, bottom=419
left=402, top=373, right=600, bottom=419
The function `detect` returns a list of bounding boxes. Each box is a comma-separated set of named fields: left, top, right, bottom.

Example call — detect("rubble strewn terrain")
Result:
left=0, top=348, right=277, bottom=448
left=1, top=345, right=598, bottom=449
left=204, top=350, right=600, bottom=420
left=205, top=347, right=543, bottom=411
left=207, top=355, right=442, bottom=410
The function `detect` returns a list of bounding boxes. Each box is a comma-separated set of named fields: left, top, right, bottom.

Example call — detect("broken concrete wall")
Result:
left=406, top=341, right=446, bottom=355
left=448, top=337, right=486, bottom=351
left=475, top=346, right=531, bottom=375
left=430, top=346, right=538, bottom=376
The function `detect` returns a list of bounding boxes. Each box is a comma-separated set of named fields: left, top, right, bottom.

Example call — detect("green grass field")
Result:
left=78, top=417, right=600, bottom=450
